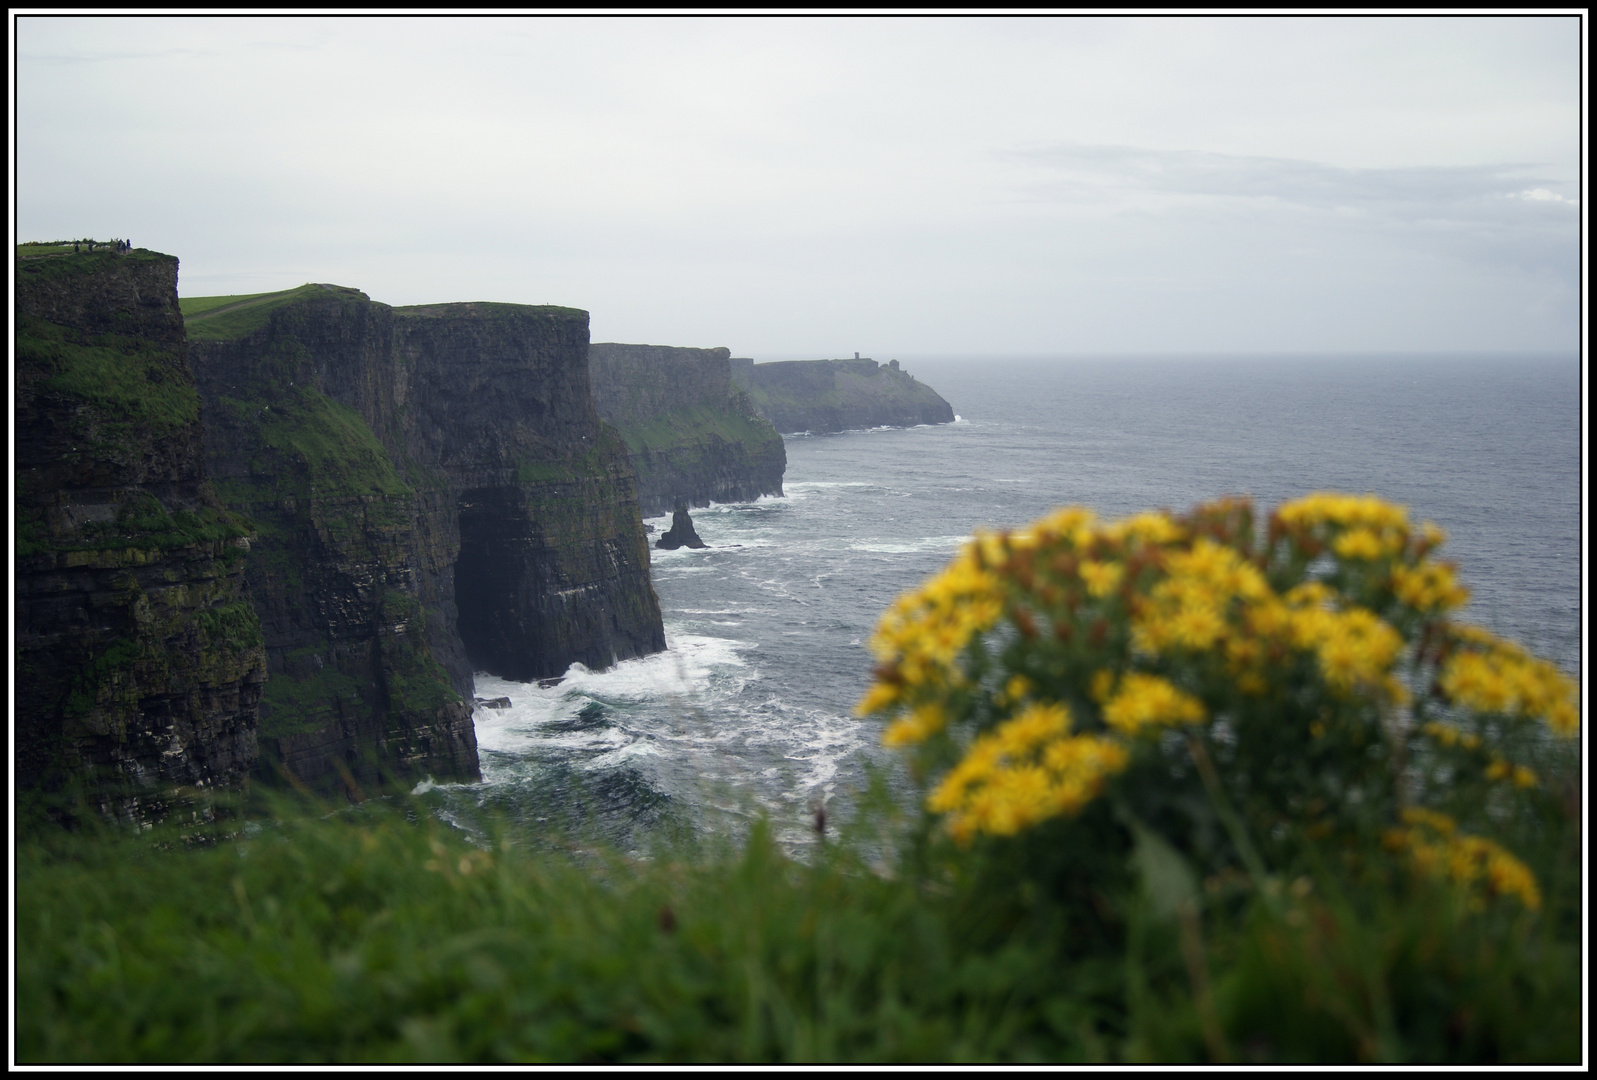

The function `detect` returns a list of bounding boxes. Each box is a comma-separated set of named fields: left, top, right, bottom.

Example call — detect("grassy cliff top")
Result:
left=16, top=243, right=172, bottom=279
left=16, top=239, right=144, bottom=257
left=393, top=301, right=587, bottom=320
left=180, top=283, right=371, bottom=341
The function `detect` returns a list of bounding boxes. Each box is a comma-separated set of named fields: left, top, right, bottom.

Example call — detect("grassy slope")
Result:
left=17, top=315, right=200, bottom=436
left=612, top=402, right=780, bottom=456
left=392, top=301, right=587, bottom=319
left=182, top=284, right=371, bottom=341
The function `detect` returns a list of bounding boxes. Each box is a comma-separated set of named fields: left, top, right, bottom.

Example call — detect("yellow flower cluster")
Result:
left=1099, top=671, right=1206, bottom=736
left=1422, top=723, right=1537, bottom=788
left=861, top=546, right=1004, bottom=714
left=881, top=703, right=948, bottom=748
left=857, top=493, right=1573, bottom=849
left=1276, top=492, right=1411, bottom=549
left=1438, top=625, right=1580, bottom=737
left=1132, top=538, right=1271, bottom=655
left=1390, top=560, right=1470, bottom=614
left=1284, top=599, right=1407, bottom=700
left=925, top=703, right=1129, bottom=843
left=1383, top=808, right=1542, bottom=911
left=1133, top=544, right=1405, bottom=701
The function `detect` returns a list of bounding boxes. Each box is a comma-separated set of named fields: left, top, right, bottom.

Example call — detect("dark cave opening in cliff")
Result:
left=454, top=488, right=543, bottom=684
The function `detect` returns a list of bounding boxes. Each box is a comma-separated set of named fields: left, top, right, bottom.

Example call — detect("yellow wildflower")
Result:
left=1102, top=511, right=1185, bottom=549
left=867, top=548, right=1004, bottom=691
left=995, top=702, right=1072, bottom=754
left=881, top=703, right=948, bottom=747
left=1439, top=626, right=1580, bottom=736
left=1078, top=559, right=1124, bottom=598
left=854, top=680, right=900, bottom=717
left=1385, top=807, right=1541, bottom=911
left=1278, top=492, right=1410, bottom=533
left=1000, top=673, right=1034, bottom=706
left=1034, top=506, right=1098, bottom=549
left=1102, top=672, right=1206, bottom=736
left=1333, top=527, right=1391, bottom=561
left=1390, top=560, right=1470, bottom=614
left=927, top=700, right=1128, bottom=841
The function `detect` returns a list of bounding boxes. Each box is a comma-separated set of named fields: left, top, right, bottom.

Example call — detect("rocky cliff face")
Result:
left=15, top=247, right=266, bottom=824
left=589, top=343, right=785, bottom=516
left=729, top=357, right=955, bottom=434
left=395, top=307, right=666, bottom=682
left=186, top=290, right=665, bottom=794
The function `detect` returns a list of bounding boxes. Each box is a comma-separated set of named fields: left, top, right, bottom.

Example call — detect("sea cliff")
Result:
left=15, top=245, right=266, bottom=824
left=589, top=343, right=785, bottom=516
left=730, top=357, right=954, bottom=434
left=187, top=288, right=667, bottom=795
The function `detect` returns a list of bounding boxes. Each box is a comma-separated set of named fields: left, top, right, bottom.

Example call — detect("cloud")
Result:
left=1512, top=187, right=1578, bottom=206
left=1006, top=142, right=1578, bottom=283
left=1011, top=142, right=1574, bottom=210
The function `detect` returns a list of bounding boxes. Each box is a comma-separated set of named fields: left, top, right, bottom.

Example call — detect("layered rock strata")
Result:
left=15, top=246, right=266, bottom=823
left=729, top=357, right=955, bottom=434
left=186, top=289, right=665, bottom=794
left=589, top=343, right=785, bottom=516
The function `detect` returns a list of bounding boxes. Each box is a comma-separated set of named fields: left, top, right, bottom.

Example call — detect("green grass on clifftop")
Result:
left=16, top=314, right=201, bottom=435
left=610, top=404, right=781, bottom=456
left=222, top=385, right=412, bottom=505
left=182, top=284, right=370, bottom=341
left=393, top=301, right=587, bottom=319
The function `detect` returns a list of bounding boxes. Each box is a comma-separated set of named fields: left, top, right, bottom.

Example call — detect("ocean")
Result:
left=424, top=354, right=1584, bottom=852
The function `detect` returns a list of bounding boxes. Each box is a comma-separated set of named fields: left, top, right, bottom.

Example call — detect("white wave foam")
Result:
left=463, top=621, right=870, bottom=816
left=674, top=608, right=769, bottom=616
left=585, top=741, right=665, bottom=769
left=849, top=535, right=969, bottom=553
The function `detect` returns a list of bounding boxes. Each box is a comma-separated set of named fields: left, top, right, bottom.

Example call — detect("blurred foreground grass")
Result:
left=15, top=772, right=1581, bottom=1065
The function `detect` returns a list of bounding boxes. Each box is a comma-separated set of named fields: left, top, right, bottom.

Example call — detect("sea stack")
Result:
left=656, top=505, right=708, bottom=550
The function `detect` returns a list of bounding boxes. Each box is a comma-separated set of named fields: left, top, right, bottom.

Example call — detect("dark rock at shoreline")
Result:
left=656, top=506, right=708, bottom=550
left=475, top=697, right=513, bottom=709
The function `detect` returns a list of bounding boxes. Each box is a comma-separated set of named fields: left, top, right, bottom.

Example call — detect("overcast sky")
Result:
left=13, top=15, right=1583, bottom=356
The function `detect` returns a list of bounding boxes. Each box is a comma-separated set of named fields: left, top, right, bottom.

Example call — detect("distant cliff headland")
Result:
left=14, top=241, right=957, bottom=822
left=730, top=356, right=955, bottom=434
